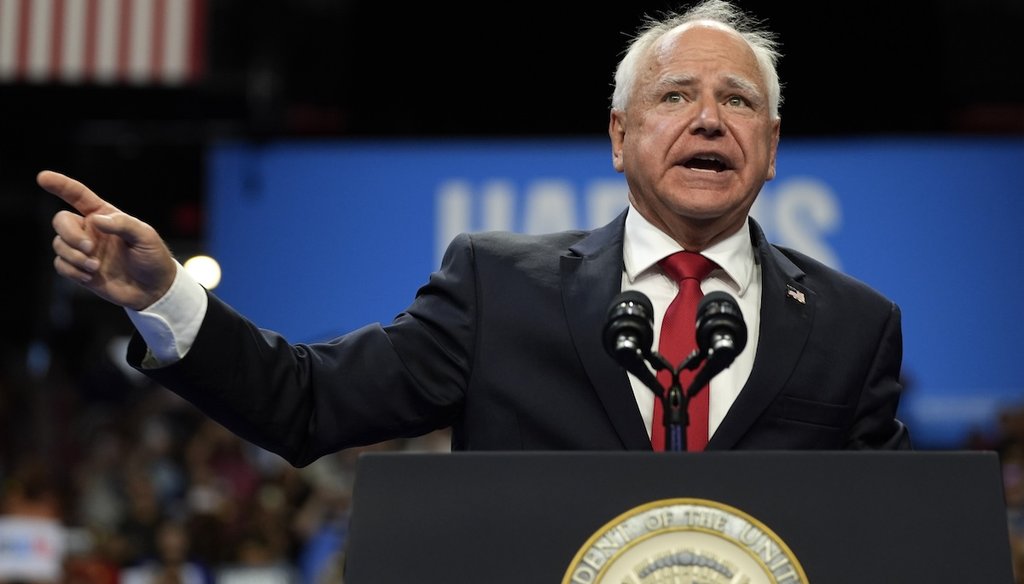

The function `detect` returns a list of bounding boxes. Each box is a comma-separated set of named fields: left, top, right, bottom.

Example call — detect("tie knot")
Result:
left=659, top=251, right=717, bottom=283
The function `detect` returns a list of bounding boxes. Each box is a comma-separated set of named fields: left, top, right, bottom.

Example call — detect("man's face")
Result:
left=610, top=24, right=780, bottom=248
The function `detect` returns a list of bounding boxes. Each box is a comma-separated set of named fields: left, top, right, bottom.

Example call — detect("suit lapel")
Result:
left=561, top=211, right=652, bottom=450
left=708, top=219, right=816, bottom=449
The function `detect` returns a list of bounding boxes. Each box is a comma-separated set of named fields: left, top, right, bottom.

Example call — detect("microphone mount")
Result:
left=647, top=347, right=710, bottom=452
left=603, top=289, right=747, bottom=453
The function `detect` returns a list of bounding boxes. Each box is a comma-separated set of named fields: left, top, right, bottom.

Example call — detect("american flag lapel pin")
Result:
left=786, top=285, right=806, bottom=304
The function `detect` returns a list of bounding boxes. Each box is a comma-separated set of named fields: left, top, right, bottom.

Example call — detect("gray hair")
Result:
left=610, top=0, right=783, bottom=119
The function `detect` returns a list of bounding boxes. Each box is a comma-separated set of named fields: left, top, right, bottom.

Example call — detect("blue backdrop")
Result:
left=206, top=137, right=1024, bottom=448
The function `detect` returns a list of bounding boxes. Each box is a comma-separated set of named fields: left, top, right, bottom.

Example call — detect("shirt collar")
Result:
left=622, top=204, right=755, bottom=295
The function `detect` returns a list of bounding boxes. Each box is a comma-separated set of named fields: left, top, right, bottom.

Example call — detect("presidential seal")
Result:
left=562, top=498, right=808, bottom=584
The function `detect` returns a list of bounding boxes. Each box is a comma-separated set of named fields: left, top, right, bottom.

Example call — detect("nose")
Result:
left=689, top=98, right=724, bottom=136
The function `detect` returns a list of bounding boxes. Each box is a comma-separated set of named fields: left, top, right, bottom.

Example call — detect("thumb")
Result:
left=89, top=212, right=151, bottom=246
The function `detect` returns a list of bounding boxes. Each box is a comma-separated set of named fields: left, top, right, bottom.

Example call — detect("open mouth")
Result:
left=683, top=154, right=732, bottom=172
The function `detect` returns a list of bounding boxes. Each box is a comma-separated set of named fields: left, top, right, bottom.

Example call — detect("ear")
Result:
left=609, top=110, right=626, bottom=173
left=765, top=117, right=781, bottom=181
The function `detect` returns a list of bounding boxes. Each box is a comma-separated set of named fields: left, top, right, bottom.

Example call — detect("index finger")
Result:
left=37, top=170, right=117, bottom=216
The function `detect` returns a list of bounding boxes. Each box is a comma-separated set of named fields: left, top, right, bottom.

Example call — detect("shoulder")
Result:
left=434, top=229, right=595, bottom=290
left=459, top=229, right=589, bottom=251
left=444, top=229, right=591, bottom=264
left=771, top=244, right=897, bottom=311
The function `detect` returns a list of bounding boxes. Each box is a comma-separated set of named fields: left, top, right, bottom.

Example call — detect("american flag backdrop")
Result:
left=0, top=0, right=206, bottom=86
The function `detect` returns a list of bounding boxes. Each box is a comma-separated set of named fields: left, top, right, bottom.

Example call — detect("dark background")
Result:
left=2, top=0, right=1023, bottom=407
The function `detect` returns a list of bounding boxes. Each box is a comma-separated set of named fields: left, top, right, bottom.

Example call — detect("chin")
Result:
left=667, top=199, right=740, bottom=220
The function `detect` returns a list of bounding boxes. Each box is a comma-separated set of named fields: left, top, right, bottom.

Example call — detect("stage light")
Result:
left=183, top=254, right=222, bottom=290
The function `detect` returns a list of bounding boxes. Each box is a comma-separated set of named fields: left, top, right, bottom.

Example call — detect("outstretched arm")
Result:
left=39, top=170, right=178, bottom=311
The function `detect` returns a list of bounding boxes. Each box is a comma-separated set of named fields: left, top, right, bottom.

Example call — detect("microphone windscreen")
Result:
left=696, top=290, right=747, bottom=357
left=603, top=290, right=655, bottom=359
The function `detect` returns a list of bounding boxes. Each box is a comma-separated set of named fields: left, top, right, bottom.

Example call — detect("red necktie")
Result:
left=652, top=251, right=718, bottom=452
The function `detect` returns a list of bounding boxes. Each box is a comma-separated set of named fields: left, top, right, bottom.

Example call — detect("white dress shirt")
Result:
left=125, top=261, right=207, bottom=366
left=128, top=205, right=762, bottom=442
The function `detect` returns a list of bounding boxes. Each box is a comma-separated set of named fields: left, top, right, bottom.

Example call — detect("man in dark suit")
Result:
left=39, top=0, right=911, bottom=465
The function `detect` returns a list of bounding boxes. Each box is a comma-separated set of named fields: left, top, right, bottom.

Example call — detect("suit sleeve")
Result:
left=127, top=234, right=480, bottom=466
left=846, top=301, right=912, bottom=449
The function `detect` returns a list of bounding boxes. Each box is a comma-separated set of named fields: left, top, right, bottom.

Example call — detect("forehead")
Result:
left=651, top=22, right=761, bottom=79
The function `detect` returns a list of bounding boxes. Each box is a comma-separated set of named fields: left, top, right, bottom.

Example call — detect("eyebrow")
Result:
left=656, top=73, right=764, bottom=100
left=724, top=75, right=768, bottom=109
left=722, top=74, right=763, bottom=100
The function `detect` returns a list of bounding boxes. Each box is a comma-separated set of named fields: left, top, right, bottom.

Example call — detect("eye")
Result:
left=665, top=92, right=685, bottom=103
left=725, top=95, right=750, bottom=107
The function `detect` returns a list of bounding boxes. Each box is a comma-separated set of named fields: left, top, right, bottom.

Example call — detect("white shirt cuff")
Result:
left=125, top=262, right=209, bottom=366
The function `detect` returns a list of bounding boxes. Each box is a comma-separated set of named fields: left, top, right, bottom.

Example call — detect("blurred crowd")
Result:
left=972, top=405, right=1024, bottom=582
left=0, top=324, right=1021, bottom=583
left=0, top=325, right=449, bottom=584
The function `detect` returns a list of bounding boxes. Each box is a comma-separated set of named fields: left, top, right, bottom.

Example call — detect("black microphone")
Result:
left=603, top=290, right=655, bottom=365
left=685, top=291, right=747, bottom=395
left=603, top=291, right=670, bottom=397
left=695, top=290, right=747, bottom=366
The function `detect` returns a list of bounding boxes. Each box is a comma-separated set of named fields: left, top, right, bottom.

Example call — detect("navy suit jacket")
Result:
left=131, top=212, right=911, bottom=465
